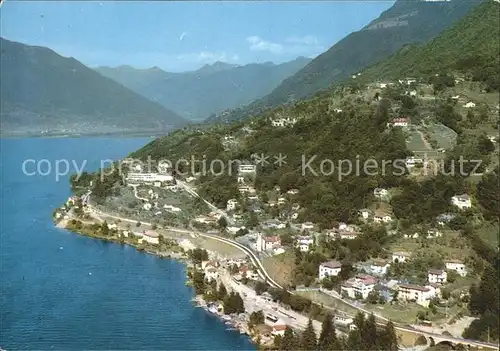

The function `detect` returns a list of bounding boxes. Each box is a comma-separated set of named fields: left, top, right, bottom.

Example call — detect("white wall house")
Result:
left=139, top=230, right=159, bottom=245
left=406, top=157, right=424, bottom=168
left=226, top=199, right=238, bottom=211
left=463, top=102, right=476, bottom=108
left=271, top=117, right=297, bottom=128
left=392, top=252, right=410, bottom=263
left=451, top=194, right=472, bottom=209
left=428, top=269, right=447, bottom=284
left=296, top=236, right=314, bottom=252
left=341, top=274, right=377, bottom=300
left=238, top=164, right=257, bottom=174
left=398, top=284, right=435, bottom=308
left=373, top=188, right=389, bottom=199
left=389, top=118, right=409, bottom=128
left=256, top=233, right=281, bottom=252
left=370, top=260, right=391, bottom=276
left=301, top=222, right=315, bottom=231
left=445, top=260, right=468, bottom=277
left=318, top=260, right=342, bottom=280
left=359, top=209, right=371, bottom=219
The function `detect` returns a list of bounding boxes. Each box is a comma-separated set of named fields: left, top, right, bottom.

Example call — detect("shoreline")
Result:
left=54, top=217, right=261, bottom=348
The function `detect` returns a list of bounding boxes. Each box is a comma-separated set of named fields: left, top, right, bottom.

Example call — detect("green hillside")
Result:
left=361, top=1, right=500, bottom=90
left=0, top=38, right=186, bottom=136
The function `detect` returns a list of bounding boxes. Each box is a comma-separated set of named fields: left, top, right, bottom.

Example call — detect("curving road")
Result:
left=82, top=191, right=498, bottom=350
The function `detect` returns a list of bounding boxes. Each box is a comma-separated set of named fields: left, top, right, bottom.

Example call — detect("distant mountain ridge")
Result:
left=0, top=38, right=186, bottom=136
left=208, top=0, right=483, bottom=124
left=96, top=57, right=311, bottom=121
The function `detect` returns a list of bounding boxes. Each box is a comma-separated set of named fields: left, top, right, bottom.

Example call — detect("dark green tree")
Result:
left=318, top=313, right=341, bottom=350
left=300, top=319, right=317, bottom=350
left=280, top=327, right=299, bottom=351
left=218, top=282, right=227, bottom=301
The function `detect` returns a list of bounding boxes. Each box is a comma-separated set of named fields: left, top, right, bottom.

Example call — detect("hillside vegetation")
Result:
left=0, top=38, right=186, bottom=136
left=361, top=1, right=500, bottom=91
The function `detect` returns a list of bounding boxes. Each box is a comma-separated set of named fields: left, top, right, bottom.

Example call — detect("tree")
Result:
left=218, top=216, right=228, bottom=230
left=280, top=327, right=299, bottom=351
left=345, top=328, right=363, bottom=351
left=248, top=310, right=265, bottom=329
left=255, top=281, right=268, bottom=295
left=362, top=313, right=378, bottom=350
left=379, top=321, right=399, bottom=351
left=218, top=282, right=227, bottom=301
left=101, top=221, right=109, bottom=236
left=223, top=292, right=245, bottom=315
left=318, top=313, right=341, bottom=351
left=136, top=221, right=141, bottom=227
left=300, top=319, right=317, bottom=350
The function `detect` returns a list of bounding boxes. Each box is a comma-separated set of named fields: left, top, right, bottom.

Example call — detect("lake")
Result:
left=0, top=137, right=254, bottom=350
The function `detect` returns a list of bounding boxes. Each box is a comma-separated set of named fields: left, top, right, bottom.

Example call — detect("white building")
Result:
left=445, top=260, right=468, bottom=277
left=338, top=231, right=359, bottom=240
left=143, top=203, right=152, bottom=211
left=370, top=260, right=391, bottom=276
left=428, top=269, right=447, bottom=284
left=127, top=172, right=174, bottom=184
left=398, top=284, right=436, bottom=308
left=389, top=118, right=410, bottom=128
left=271, top=117, right=297, bottom=128
left=139, top=230, right=160, bottom=245
left=392, top=252, right=410, bottom=263
left=157, top=161, right=171, bottom=173
left=406, top=157, right=424, bottom=168
left=238, top=185, right=256, bottom=194
left=296, top=236, right=314, bottom=252
left=301, top=222, right=315, bottom=231
left=359, top=209, right=372, bottom=219
left=427, top=228, right=442, bottom=238
left=256, top=233, right=281, bottom=252
left=319, top=260, right=342, bottom=280
left=463, top=102, right=476, bottom=108
left=204, top=267, right=219, bottom=282
left=163, top=204, right=182, bottom=212
left=226, top=199, right=238, bottom=211
left=238, top=164, right=257, bottom=174
left=451, top=194, right=472, bottom=209
left=277, top=197, right=286, bottom=205
left=341, top=274, right=377, bottom=300
left=287, top=189, right=299, bottom=195
left=373, top=188, right=389, bottom=199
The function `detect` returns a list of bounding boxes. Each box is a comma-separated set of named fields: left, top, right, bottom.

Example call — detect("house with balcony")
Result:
left=318, top=260, right=342, bottom=280
left=341, top=274, right=377, bottom=300
left=451, top=194, right=472, bottom=210
left=428, top=269, right=447, bottom=284
left=397, top=283, right=436, bottom=308
left=296, top=235, right=314, bottom=252
left=445, top=259, right=468, bottom=277
left=392, top=251, right=410, bottom=263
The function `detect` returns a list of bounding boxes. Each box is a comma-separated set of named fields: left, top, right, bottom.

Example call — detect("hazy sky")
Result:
left=1, top=1, right=395, bottom=72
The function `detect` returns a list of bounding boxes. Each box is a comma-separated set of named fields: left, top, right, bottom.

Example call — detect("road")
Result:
left=81, top=191, right=498, bottom=350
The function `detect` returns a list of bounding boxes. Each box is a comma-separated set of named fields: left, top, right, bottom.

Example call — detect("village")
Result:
left=56, top=72, right=499, bottom=349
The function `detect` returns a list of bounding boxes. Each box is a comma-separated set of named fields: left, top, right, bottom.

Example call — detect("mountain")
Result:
left=360, top=1, right=500, bottom=90
left=0, top=38, right=186, bottom=136
left=95, top=57, right=311, bottom=121
left=208, top=0, right=483, bottom=124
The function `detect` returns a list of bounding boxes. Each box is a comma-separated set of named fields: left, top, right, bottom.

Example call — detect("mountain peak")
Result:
left=196, top=61, right=239, bottom=74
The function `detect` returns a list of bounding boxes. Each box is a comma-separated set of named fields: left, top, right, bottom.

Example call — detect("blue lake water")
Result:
left=0, top=137, right=254, bottom=350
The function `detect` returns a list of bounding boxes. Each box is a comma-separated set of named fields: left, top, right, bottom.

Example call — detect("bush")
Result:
left=414, top=335, right=427, bottom=346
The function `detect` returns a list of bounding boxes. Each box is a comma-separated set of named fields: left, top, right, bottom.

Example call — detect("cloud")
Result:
left=246, top=36, right=283, bottom=54
left=286, top=35, right=319, bottom=46
left=176, top=51, right=236, bottom=64
left=246, top=35, right=324, bottom=57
